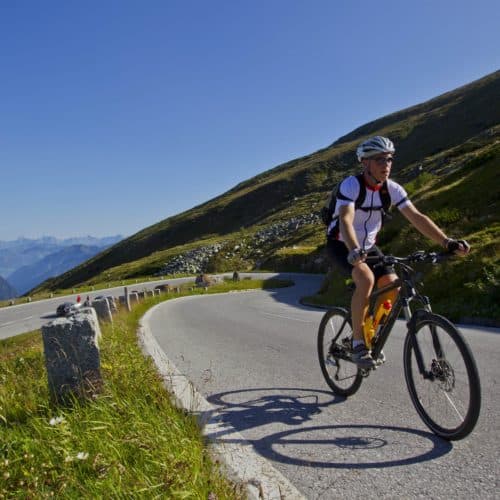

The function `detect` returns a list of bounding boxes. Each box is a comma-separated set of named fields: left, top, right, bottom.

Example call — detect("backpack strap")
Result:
left=327, top=175, right=366, bottom=238
left=322, top=175, right=363, bottom=226
left=379, top=180, right=391, bottom=212
left=356, top=178, right=392, bottom=213
left=327, top=176, right=394, bottom=239
left=354, top=174, right=366, bottom=209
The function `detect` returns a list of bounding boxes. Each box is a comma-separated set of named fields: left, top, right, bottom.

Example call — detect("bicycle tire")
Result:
left=317, top=307, right=362, bottom=397
left=403, top=313, right=481, bottom=440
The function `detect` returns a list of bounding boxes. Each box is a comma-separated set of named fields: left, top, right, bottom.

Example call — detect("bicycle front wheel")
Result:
left=403, top=313, right=481, bottom=440
left=317, top=307, right=362, bottom=397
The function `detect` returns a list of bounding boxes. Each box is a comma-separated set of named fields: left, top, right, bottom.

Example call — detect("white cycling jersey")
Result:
left=328, top=175, right=410, bottom=250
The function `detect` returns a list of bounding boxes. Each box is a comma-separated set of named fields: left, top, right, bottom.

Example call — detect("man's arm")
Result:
left=400, top=202, right=448, bottom=246
left=338, top=204, right=368, bottom=265
left=400, top=202, right=470, bottom=254
left=338, top=204, right=359, bottom=251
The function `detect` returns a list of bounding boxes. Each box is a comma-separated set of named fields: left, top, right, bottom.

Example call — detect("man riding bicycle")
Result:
left=326, top=136, right=470, bottom=367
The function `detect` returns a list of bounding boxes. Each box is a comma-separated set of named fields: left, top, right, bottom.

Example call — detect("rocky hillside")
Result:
left=31, top=71, right=499, bottom=322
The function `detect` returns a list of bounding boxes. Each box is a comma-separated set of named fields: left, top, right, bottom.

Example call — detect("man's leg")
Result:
left=351, top=262, right=375, bottom=342
left=326, top=239, right=377, bottom=367
left=350, top=263, right=377, bottom=367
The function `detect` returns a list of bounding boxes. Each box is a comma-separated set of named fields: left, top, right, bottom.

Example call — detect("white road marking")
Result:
left=0, top=316, right=33, bottom=328
left=260, top=311, right=316, bottom=323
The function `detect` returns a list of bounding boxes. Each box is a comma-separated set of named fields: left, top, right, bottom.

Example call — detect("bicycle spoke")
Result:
left=443, top=391, right=465, bottom=421
left=404, top=314, right=481, bottom=440
left=413, top=331, right=468, bottom=425
left=318, top=308, right=362, bottom=397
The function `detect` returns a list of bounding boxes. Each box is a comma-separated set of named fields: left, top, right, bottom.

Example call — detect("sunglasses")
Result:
left=372, top=156, right=394, bottom=165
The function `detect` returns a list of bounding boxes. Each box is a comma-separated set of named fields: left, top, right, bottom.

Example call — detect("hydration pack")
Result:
left=320, top=173, right=392, bottom=227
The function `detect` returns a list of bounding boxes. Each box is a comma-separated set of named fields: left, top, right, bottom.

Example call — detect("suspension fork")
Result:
left=406, top=298, right=440, bottom=378
left=414, top=295, right=443, bottom=357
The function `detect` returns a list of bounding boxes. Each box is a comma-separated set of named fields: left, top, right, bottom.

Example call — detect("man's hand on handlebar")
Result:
left=444, top=238, right=470, bottom=256
left=347, top=247, right=367, bottom=265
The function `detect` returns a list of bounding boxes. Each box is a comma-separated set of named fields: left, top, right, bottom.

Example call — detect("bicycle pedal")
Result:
left=373, top=351, right=386, bottom=365
left=326, top=357, right=338, bottom=367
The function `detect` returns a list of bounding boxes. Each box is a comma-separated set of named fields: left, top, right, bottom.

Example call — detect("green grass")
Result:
left=15, top=71, right=500, bottom=326
left=304, top=147, right=500, bottom=325
left=0, top=278, right=292, bottom=498
left=32, top=71, right=499, bottom=293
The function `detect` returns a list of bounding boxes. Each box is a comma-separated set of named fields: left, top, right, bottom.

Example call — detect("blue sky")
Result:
left=1, top=0, right=498, bottom=240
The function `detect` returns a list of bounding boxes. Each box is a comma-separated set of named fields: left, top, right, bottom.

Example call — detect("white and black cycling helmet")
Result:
left=356, top=136, right=395, bottom=162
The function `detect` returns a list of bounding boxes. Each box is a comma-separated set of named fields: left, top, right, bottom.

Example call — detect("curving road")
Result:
left=3, top=273, right=498, bottom=497
left=0, top=277, right=194, bottom=340
left=147, top=274, right=499, bottom=499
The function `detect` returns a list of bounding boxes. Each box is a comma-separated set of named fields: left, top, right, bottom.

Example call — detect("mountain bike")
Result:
left=317, top=250, right=481, bottom=440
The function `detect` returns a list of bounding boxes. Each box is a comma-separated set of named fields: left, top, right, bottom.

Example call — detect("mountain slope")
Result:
left=7, top=244, right=109, bottom=295
left=0, top=236, right=123, bottom=280
left=0, top=276, right=17, bottom=300
left=33, top=70, right=500, bottom=322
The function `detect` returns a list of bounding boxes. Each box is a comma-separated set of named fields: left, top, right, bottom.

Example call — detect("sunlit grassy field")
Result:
left=0, top=278, right=291, bottom=498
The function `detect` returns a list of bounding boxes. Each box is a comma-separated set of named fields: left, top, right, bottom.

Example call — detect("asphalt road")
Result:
left=3, top=273, right=498, bottom=497
left=0, top=277, right=194, bottom=340
left=148, top=274, right=499, bottom=499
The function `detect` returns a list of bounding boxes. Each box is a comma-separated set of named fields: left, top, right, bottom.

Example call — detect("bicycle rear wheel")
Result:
left=317, top=307, right=362, bottom=396
left=403, top=313, right=481, bottom=440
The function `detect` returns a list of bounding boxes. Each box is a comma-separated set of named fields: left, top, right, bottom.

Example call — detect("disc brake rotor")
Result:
left=431, top=358, right=455, bottom=391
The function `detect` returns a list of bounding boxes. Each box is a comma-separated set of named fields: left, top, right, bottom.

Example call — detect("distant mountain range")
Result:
left=0, top=276, right=18, bottom=301
left=0, top=235, right=123, bottom=297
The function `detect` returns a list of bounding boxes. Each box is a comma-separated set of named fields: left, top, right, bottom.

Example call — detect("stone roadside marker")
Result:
left=41, top=307, right=102, bottom=404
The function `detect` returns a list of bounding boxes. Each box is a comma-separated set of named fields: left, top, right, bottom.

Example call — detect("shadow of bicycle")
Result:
left=206, top=386, right=340, bottom=437
left=205, top=386, right=453, bottom=468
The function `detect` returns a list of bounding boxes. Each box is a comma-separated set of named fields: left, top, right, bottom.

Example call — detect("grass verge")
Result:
left=0, top=278, right=292, bottom=498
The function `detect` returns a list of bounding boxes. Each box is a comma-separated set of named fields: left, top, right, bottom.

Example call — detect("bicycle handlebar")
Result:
left=365, top=250, right=453, bottom=267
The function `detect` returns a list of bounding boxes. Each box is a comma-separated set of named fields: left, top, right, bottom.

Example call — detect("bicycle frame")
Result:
left=327, top=253, right=445, bottom=376
left=367, top=268, right=432, bottom=364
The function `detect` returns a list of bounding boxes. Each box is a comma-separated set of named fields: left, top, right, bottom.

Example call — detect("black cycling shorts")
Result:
left=326, top=239, right=395, bottom=282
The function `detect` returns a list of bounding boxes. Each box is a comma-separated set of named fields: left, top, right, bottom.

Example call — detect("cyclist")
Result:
left=326, top=135, right=470, bottom=367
